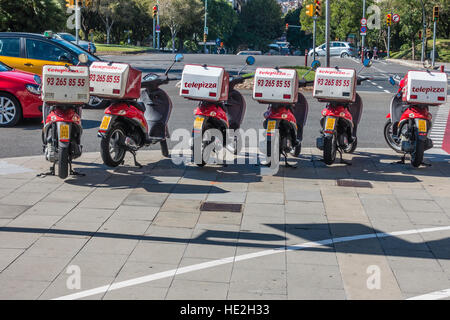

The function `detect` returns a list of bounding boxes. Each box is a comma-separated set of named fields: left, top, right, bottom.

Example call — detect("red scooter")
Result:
left=96, top=54, right=183, bottom=167
left=182, top=56, right=255, bottom=166
left=39, top=54, right=90, bottom=179
left=384, top=67, right=447, bottom=167
left=315, top=59, right=372, bottom=165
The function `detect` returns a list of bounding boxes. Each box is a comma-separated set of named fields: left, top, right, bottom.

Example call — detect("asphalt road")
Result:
left=0, top=55, right=442, bottom=158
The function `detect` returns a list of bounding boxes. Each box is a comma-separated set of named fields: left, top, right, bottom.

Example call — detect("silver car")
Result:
left=56, top=33, right=97, bottom=54
left=309, top=41, right=356, bottom=58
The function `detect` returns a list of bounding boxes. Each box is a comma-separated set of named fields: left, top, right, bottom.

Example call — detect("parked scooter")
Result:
left=384, top=62, right=448, bottom=167
left=180, top=56, right=255, bottom=167
left=97, top=54, right=184, bottom=167
left=39, top=54, right=90, bottom=179
left=254, top=61, right=320, bottom=166
left=315, top=59, right=372, bottom=165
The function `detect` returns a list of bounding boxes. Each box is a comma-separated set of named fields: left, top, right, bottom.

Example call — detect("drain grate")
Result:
left=337, top=179, right=373, bottom=188
left=200, top=202, right=243, bottom=212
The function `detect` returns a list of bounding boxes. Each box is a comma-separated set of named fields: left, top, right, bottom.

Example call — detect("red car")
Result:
left=0, top=61, right=42, bottom=127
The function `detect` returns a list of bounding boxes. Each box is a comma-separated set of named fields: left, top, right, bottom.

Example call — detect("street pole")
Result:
left=313, top=16, right=317, bottom=61
left=420, top=0, right=426, bottom=62
left=75, top=0, right=80, bottom=45
left=361, top=0, right=366, bottom=63
left=153, top=17, right=156, bottom=49
left=157, top=0, right=160, bottom=50
left=432, top=18, right=437, bottom=66
left=387, top=25, right=390, bottom=58
left=204, top=0, right=208, bottom=54
left=325, top=0, right=330, bottom=67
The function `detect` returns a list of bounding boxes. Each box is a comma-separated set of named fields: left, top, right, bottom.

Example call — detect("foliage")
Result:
left=284, top=7, right=311, bottom=51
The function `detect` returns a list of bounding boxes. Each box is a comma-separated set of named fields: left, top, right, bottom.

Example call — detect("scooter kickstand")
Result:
left=37, top=163, right=56, bottom=177
left=338, top=149, right=352, bottom=165
left=393, top=154, right=406, bottom=165
left=421, top=161, right=432, bottom=167
left=130, top=151, right=143, bottom=168
left=69, top=162, right=85, bottom=177
left=283, top=152, right=297, bottom=168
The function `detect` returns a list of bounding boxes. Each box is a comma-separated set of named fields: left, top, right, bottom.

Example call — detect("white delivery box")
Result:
left=89, top=62, right=142, bottom=99
left=403, top=70, right=448, bottom=105
left=252, top=68, right=299, bottom=104
left=313, top=67, right=357, bottom=102
left=180, top=64, right=229, bottom=102
left=42, top=65, right=90, bottom=104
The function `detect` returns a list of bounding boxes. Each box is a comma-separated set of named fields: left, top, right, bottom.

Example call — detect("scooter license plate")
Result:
left=267, top=120, right=276, bottom=133
left=100, top=116, right=112, bottom=130
left=417, top=119, right=427, bottom=133
left=194, top=117, right=205, bottom=130
left=60, top=124, right=69, bottom=140
left=325, top=118, right=336, bottom=131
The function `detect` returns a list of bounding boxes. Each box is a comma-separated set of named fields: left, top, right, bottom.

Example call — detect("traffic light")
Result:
left=203, top=34, right=207, bottom=43
left=433, top=6, right=439, bottom=21
left=285, top=23, right=289, bottom=31
left=386, top=14, right=392, bottom=26
left=65, top=0, right=74, bottom=8
left=418, top=30, right=422, bottom=40
left=426, top=28, right=431, bottom=38
left=314, top=0, right=322, bottom=16
left=305, top=4, right=314, bottom=17
left=152, top=5, right=158, bottom=18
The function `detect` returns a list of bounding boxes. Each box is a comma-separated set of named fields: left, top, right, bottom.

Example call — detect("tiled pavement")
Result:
left=0, top=148, right=449, bottom=300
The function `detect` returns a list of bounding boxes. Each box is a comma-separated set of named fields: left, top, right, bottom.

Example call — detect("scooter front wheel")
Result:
left=58, top=146, right=69, bottom=179
left=101, top=125, right=127, bottom=167
left=323, top=135, right=337, bottom=165
left=384, top=120, right=402, bottom=153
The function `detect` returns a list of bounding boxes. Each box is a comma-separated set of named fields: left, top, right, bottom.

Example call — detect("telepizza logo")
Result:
left=46, top=68, right=85, bottom=74
left=257, top=70, right=290, bottom=76
left=91, top=65, right=123, bottom=70
left=411, top=86, right=445, bottom=94
left=317, top=69, right=349, bottom=75
left=184, top=81, right=217, bottom=89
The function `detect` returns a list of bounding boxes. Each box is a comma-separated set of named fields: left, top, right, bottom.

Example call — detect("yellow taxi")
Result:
left=0, top=31, right=98, bottom=76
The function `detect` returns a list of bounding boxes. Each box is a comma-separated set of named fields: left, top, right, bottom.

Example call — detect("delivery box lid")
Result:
left=180, top=64, right=229, bottom=102
left=41, top=65, right=90, bottom=104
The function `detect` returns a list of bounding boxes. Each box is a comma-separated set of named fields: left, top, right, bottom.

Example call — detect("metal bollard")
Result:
left=440, top=65, right=444, bottom=72
left=305, top=49, right=308, bottom=66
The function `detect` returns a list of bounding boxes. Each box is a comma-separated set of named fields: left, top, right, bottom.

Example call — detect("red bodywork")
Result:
left=399, top=106, right=431, bottom=123
left=0, top=65, right=42, bottom=120
left=195, top=105, right=229, bottom=127
left=264, top=106, right=297, bottom=124
left=100, top=102, right=148, bottom=133
left=321, top=105, right=353, bottom=122
left=46, top=108, right=81, bottom=125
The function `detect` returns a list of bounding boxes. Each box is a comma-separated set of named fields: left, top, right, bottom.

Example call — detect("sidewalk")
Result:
left=386, top=58, right=450, bottom=71
left=0, top=149, right=449, bottom=300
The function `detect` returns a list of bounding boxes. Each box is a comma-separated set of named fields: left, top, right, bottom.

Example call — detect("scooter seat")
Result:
left=130, top=101, right=146, bottom=113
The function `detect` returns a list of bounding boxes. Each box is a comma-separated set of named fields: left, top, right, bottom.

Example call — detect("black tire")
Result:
left=384, top=120, right=402, bottom=153
left=344, top=137, right=357, bottom=154
left=411, top=137, right=425, bottom=168
left=341, top=52, right=349, bottom=58
left=266, top=134, right=281, bottom=164
left=323, top=135, right=337, bottom=165
left=160, top=139, right=169, bottom=158
left=101, top=124, right=127, bottom=167
left=58, top=147, right=69, bottom=179
left=0, top=93, right=22, bottom=127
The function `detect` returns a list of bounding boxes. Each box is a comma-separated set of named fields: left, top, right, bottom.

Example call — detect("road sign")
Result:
left=360, top=26, right=367, bottom=33
left=360, top=18, right=367, bottom=26
left=216, top=38, right=221, bottom=46
left=204, top=27, right=208, bottom=35
left=156, top=25, right=160, bottom=33
left=392, top=14, right=400, bottom=23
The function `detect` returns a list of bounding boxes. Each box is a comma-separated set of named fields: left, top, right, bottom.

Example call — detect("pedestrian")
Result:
left=373, top=46, right=378, bottom=60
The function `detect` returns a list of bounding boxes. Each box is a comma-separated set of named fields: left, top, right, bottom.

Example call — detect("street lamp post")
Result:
left=325, top=0, right=330, bottom=67
left=204, top=0, right=208, bottom=54
left=361, top=0, right=366, bottom=62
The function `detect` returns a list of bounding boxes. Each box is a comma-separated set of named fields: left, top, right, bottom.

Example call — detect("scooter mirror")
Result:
left=175, top=54, right=184, bottom=63
left=34, top=75, right=42, bottom=85
left=423, top=59, right=432, bottom=69
left=389, top=76, right=395, bottom=86
left=363, top=58, right=372, bottom=68
left=311, top=60, right=321, bottom=70
left=246, top=56, right=255, bottom=66
left=78, top=54, right=89, bottom=64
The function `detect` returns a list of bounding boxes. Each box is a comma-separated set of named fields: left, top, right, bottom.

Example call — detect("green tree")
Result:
left=0, top=0, right=64, bottom=32
left=284, top=7, right=311, bottom=51
left=236, top=0, right=283, bottom=51
left=206, top=0, right=238, bottom=47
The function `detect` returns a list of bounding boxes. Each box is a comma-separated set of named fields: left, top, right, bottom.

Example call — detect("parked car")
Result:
left=0, top=61, right=42, bottom=127
left=309, top=41, right=356, bottom=58
left=56, top=32, right=96, bottom=54
left=0, top=32, right=106, bottom=108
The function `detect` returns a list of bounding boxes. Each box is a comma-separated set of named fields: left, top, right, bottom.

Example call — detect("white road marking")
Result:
left=53, top=225, right=450, bottom=300
left=407, top=288, right=450, bottom=300
left=384, top=90, right=390, bottom=93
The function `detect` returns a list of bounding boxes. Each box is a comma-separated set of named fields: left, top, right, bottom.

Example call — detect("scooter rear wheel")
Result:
left=58, top=147, right=69, bottom=179
left=411, top=138, right=425, bottom=168
left=101, top=125, right=127, bottom=167
left=323, top=135, right=337, bottom=165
